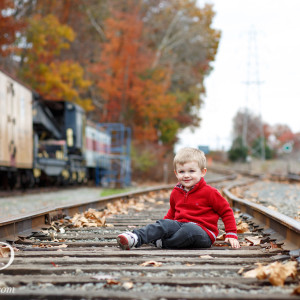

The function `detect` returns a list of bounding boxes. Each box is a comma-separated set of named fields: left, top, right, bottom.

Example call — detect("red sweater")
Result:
left=164, top=178, right=238, bottom=243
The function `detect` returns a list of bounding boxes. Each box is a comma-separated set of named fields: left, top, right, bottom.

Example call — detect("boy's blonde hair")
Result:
left=173, top=147, right=206, bottom=171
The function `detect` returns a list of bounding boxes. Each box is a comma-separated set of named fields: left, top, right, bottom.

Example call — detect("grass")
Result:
left=100, top=188, right=133, bottom=197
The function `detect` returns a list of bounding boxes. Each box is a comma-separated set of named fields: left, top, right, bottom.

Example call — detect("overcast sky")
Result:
left=176, top=0, right=300, bottom=151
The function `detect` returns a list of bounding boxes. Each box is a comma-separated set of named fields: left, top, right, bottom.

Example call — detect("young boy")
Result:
left=117, top=147, right=240, bottom=250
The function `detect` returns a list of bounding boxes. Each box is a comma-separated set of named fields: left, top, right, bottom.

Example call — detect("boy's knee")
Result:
left=181, top=223, right=203, bottom=238
left=182, top=222, right=198, bottom=231
left=156, top=219, right=180, bottom=232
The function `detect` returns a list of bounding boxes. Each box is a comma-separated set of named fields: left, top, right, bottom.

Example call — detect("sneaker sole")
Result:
left=117, top=235, right=130, bottom=250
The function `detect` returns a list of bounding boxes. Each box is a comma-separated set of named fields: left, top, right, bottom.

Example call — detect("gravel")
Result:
left=242, top=180, right=300, bottom=221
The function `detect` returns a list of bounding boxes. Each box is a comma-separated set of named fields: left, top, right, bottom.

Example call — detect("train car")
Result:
left=85, top=120, right=111, bottom=185
left=33, top=101, right=112, bottom=186
left=0, top=69, right=34, bottom=188
left=0, top=69, right=113, bottom=189
left=32, top=99, right=87, bottom=185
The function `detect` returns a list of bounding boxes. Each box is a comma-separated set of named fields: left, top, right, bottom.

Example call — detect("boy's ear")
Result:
left=174, top=169, right=177, bottom=175
left=201, top=168, right=207, bottom=176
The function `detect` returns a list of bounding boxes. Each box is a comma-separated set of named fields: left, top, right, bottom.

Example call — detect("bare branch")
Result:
left=152, top=11, right=181, bottom=68
left=86, top=9, right=106, bottom=41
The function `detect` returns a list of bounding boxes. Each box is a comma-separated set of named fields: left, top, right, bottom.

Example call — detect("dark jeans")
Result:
left=133, top=219, right=212, bottom=249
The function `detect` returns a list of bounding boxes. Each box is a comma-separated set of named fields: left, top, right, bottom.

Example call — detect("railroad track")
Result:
left=0, top=173, right=299, bottom=299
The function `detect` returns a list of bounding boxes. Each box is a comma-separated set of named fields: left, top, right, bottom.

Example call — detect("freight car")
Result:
left=0, top=69, right=111, bottom=189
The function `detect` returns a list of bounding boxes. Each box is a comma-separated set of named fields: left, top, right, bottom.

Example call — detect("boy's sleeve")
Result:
left=164, top=194, right=175, bottom=220
left=211, top=189, right=238, bottom=240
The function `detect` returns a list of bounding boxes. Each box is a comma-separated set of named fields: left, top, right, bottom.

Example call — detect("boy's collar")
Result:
left=175, top=177, right=204, bottom=191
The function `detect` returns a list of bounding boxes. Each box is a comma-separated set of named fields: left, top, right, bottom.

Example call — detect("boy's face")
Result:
left=174, top=161, right=206, bottom=191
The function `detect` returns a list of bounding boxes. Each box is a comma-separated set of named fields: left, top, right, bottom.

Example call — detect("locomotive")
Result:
left=0, top=69, right=111, bottom=189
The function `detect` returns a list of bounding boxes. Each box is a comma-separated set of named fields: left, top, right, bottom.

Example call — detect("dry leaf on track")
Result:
left=106, top=279, right=120, bottom=285
left=71, top=209, right=107, bottom=228
left=122, top=281, right=134, bottom=290
left=199, top=255, right=214, bottom=259
left=244, top=236, right=262, bottom=245
left=216, top=233, right=226, bottom=240
left=242, top=261, right=297, bottom=286
left=292, top=285, right=300, bottom=295
left=140, top=260, right=162, bottom=267
left=0, top=246, right=11, bottom=258
left=236, top=222, right=250, bottom=233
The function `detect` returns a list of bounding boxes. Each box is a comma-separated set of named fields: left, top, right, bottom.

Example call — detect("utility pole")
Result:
left=242, top=26, right=265, bottom=160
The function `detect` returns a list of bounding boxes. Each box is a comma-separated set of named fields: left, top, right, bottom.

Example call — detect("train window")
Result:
left=67, top=128, right=74, bottom=147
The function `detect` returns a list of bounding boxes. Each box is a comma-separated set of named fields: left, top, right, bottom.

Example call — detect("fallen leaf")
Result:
left=292, top=285, right=300, bottom=295
left=199, top=255, right=213, bottom=259
left=268, top=261, right=297, bottom=286
left=140, top=260, right=162, bottom=267
left=56, top=244, right=68, bottom=248
left=243, top=263, right=267, bottom=280
left=245, top=236, right=262, bottom=245
left=106, top=279, right=120, bottom=285
left=236, top=222, right=250, bottom=233
left=242, top=261, right=297, bottom=286
left=270, top=241, right=281, bottom=249
left=0, top=246, right=10, bottom=258
left=237, top=267, right=244, bottom=274
left=122, top=281, right=134, bottom=290
left=216, top=233, right=225, bottom=240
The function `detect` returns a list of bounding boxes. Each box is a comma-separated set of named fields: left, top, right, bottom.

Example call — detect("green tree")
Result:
left=252, top=137, right=273, bottom=160
left=228, top=136, right=248, bottom=162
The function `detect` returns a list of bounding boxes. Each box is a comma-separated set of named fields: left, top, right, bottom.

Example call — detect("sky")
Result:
left=176, top=0, right=300, bottom=151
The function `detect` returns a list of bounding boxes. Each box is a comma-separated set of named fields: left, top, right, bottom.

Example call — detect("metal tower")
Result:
left=242, top=26, right=265, bottom=160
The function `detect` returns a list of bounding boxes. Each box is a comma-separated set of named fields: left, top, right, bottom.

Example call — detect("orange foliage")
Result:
left=32, top=0, right=81, bottom=24
left=91, top=2, right=182, bottom=142
left=0, top=0, right=25, bottom=56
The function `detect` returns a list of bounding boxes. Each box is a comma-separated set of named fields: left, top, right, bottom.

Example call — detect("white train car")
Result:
left=85, top=120, right=111, bottom=181
left=0, top=70, right=33, bottom=187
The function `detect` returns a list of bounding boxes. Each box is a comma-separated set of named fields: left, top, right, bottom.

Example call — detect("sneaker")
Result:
left=117, top=232, right=138, bottom=250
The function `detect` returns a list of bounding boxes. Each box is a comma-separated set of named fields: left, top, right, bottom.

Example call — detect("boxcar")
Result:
left=0, top=70, right=33, bottom=188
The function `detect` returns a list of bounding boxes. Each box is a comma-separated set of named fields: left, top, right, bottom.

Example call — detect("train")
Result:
left=0, top=69, right=112, bottom=189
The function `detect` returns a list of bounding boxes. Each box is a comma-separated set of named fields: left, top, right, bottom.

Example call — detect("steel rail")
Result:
left=1, top=171, right=300, bottom=299
left=223, top=183, right=300, bottom=250
left=0, top=174, right=236, bottom=242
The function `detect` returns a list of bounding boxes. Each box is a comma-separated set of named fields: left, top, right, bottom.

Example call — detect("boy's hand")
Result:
left=225, top=238, right=240, bottom=248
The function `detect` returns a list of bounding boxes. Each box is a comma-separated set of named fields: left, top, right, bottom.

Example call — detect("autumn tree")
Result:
left=0, top=0, right=25, bottom=71
left=91, top=1, right=182, bottom=144
left=142, top=0, right=220, bottom=129
left=19, top=14, right=92, bottom=110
